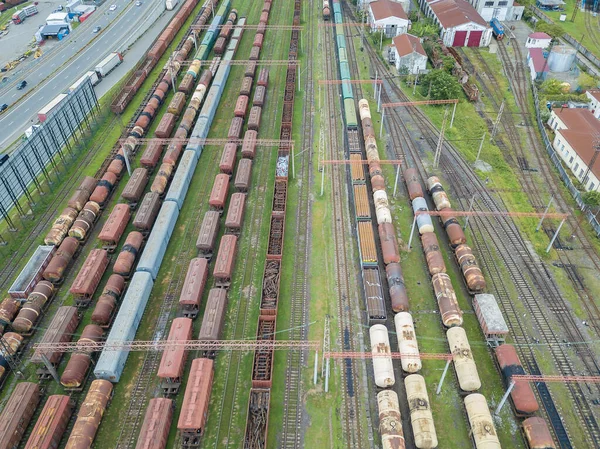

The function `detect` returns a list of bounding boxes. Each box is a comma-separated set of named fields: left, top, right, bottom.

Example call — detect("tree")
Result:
left=411, top=18, right=439, bottom=38
left=535, top=21, right=564, bottom=39
left=578, top=72, right=598, bottom=91
left=540, top=78, right=566, bottom=95
left=582, top=191, right=600, bottom=209
left=442, top=55, right=456, bottom=73
left=420, top=69, right=461, bottom=100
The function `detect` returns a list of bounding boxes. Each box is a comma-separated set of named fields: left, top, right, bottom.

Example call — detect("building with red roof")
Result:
left=390, top=34, right=427, bottom=74
left=526, top=31, right=552, bottom=48
left=368, top=0, right=411, bottom=37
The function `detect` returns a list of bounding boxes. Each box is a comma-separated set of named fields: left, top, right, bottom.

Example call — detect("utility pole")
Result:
left=490, top=100, right=505, bottom=141
left=475, top=132, right=486, bottom=163
left=322, top=315, right=331, bottom=392
left=433, top=108, right=448, bottom=168
left=581, top=137, right=600, bottom=189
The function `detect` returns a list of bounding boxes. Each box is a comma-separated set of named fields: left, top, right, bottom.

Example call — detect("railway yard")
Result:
left=1, top=0, right=600, bottom=447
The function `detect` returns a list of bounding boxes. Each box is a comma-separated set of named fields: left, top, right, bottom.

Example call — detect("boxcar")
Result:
left=363, top=267, right=386, bottom=322
left=64, top=380, right=112, bottom=449
left=248, top=106, right=262, bottom=131
left=70, top=249, right=109, bottom=305
left=178, top=358, right=214, bottom=445
left=235, top=95, right=249, bottom=117
left=98, top=204, right=131, bottom=251
left=134, top=192, right=161, bottom=233
left=249, top=45, right=261, bottom=60
left=135, top=398, right=174, bottom=449
left=32, top=306, right=79, bottom=375
left=253, top=85, right=266, bottom=107
left=196, top=211, right=221, bottom=259
left=0, top=382, right=40, bottom=449
left=234, top=159, right=252, bottom=192
left=245, top=61, right=257, bottom=78
left=225, top=192, right=246, bottom=234
left=209, top=174, right=230, bottom=212
left=158, top=317, right=193, bottom=394
left=25, top=395, right=74, bottom=449
left=122, top=168, right=149, bottom=206
left=180, top=258, right=209, bottom=318
left=141, top=141, right=164, bottom=170
left=198, top=288, right=228, bottom=357
left=155, top=113, right=176, bottom=138
left=228, top=117, right=244, bottom=140
left=240, top=76, right=253, bottom=96
left=168, top=91, right=187, bottom=115
left=213, top=234, right=237, bottom=287
left=257, top=68, right=269, bottom=87
left=241, top=130, right=258, bottom=159
left=220, top=142, right=237, bottom=175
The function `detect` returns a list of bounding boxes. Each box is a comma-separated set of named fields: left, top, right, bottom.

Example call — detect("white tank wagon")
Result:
left=369, top=324, right=395, bottom=388
left=404, top=374, right=438, bottom=449
left=394, top=312, right=422, bottom=373
left=358, top=99, right=371, bottom=120
left=447, top=327, right=481, bottom=392
left=412, top=197, right=434, bottom=234
left=377, top=390, right=405, bottom=449
left=464, top=393, right=501, bottom=449
left=426, top=176, right=451, bottom=211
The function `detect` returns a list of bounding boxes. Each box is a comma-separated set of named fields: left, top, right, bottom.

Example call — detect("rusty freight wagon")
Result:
left=134, top=192, right=161, bottom=234
left=141, top=141, right=164, bottom=171
left=228, top=117, right=244, bottom=140
left=24, top=395, right=74, bottom=449
left=225, top=193, right=246, bottom=234
left=241, top=130, right=258, bottom=159
left=135, top=398, right=174, bottom=449
left=240, top=76, right=253, bottom=96
left=234, top=159, right=252, bottom=192
left=209, top=174, right=230, bottom=213
left=98, top=204, right=131, bottom=252
left=213, top=235, right=237, bottom=288
left=31, top=306, right=79, bottom=378
left=220, top=143, right=237, bottom=175
left=158, top=317, right=193, bottom=394
left=114, top=231, right=144, bottom=278
left=178, top=358, right=214, bottom=445
left=42, top=237, right=79, bottom=285
left=70, top=249, right=109, bottom=306
left=235, top=95, right=249, bottom=117
left=179, top=258, right=209, bottom=318
left=122, top=168, right=149, bottom=207
left=10, top=281, right=55, bottom=335
left=253, top=85, right=266, bottom=107
left=248, top=106, right=262, bottom=131
left=251, top=315, right=276, bottom=388
left=0, top=382, right=40, bottom=449
left=60, top=325, right=105, bottom=390
left=196, top=211, right=220, bottom=260
left=198, top=289, right=228, bottom=358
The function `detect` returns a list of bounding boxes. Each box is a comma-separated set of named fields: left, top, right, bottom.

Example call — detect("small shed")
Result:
left=526, top=32, right=552, bottom=49
left=473, top=294, right=509, bottom=347
left=8, top=245, right=56, bottom=300
left=391, top=33, right=427, bottom=74
left=526, top=48, right=549, bottom=81
left=368, top=0, right=411, bottom=37
left=536, top=0, right=565, bottom=10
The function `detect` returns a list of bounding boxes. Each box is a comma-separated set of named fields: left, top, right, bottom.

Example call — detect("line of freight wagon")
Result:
left=242, top=0, right=299, bottom=447
left=414, top=173, right=557, bottom=449
left=0, top=1, right=224, bottom=447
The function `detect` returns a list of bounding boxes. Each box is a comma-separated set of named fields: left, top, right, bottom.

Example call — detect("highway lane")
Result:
left=0, top=0, right=179, bottom=149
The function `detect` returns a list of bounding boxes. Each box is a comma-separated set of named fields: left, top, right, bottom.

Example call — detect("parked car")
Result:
left=135, top=1, right=142, bottom=5
left=17, top=80, right=27, bottom=90
left=93, top=26, right=101, bottom=33
left=109, top=4, right=117, bottom=10
left=0, top=104, right=8, bottom=113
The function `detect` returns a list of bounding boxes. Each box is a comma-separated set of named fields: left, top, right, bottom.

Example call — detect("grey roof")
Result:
left=474, top=294, right=509, bottom=333
left=40, top=24, right=69, bottom=35
left=537, top=0, right=565, bottom=5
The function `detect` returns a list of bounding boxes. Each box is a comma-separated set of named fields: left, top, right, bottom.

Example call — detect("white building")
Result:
left=548, top=108, right=600, bottom=192
left=361, top=0, right=411, bottom=13
left=526, top=48, right=549, bottom=81
left=418, top=0, right=492, bottom=47
left=46, top=11, right=69, bottom=25
left=391, top=33, right=427, bottom=74
left=368, top=0, right=411, bottom=38
left=586, top=90, right=600, bottom=120
left=525, top=31, right=552, bottom=49
left=468, top=0, right=523, bottom=21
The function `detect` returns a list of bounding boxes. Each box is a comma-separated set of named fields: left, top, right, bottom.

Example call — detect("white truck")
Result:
left=95, top=52, right=123, bottom=78
left=69, top=71, right=100, bottom=92
left=166, top=0, right=179, bottom=10
left=23, top=5, right=39, bottom=17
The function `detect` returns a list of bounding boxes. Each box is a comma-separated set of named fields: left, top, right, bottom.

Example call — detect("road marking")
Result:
left=7, top=121, right=14, bottom=126
left=24, top=108, right=29, bottom=112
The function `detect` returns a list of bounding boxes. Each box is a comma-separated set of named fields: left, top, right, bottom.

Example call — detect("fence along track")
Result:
left=323, top=12, right=366, bottom=448
left=279, top=0, right=313, bottom=446
left=360, top=43, right=581, bottom=447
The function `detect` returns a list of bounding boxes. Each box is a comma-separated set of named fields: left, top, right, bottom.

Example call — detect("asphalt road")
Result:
left=0, top=0, right=178, bottom=149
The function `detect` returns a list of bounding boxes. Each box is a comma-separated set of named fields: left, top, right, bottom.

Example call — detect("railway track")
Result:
left=323, top=10, right=367, bottom=448
left=279, top=0, right=314, bottom=446
left=361, top=38, right=600, bottom=447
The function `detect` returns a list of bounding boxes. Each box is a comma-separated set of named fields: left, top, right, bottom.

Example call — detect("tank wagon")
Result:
left=60, top=324, right=104, bottom=390
left=464, top=393, right=501, bottom=449
left=178, top=358, right=214, bottom=445
left=522, top=417, right=556, bottom=449
left=405, top=374, right=438, bottom=448
left=495, top=344, right=539, bottom=416
left=136, top=398, right=174, bottom=449
left=0, top=333, right=23, bottom=380
left=11, top=281, right=55, bottom=335
left=432, top=272, right=463, bottom=327
left=64, top=380, right=113, bottom=449
left=158, top=317, right=193, bottom=394
left=377, top=390, right=405, bottom=449
left=43, top=237, right=79, bottom=284
left=394, top=312, right=422, bottom=373
left=25, top=395, right=74, bottom=449
left=369, top=324, right=395, bottom=388
left=0, top=297, right=20, bottom=334
left=114, top=231, right=144, bottom=278
left=69, top=201, right=101, bottom=242
left=0, top=382, right=40, bottom=449
left=447, top=326, right=481, bottom=392
left=68, top=176, right=97, bottom=212
left=91, top=275, right=126, bottom=327
left=45, top=207, right=79, bottom=246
